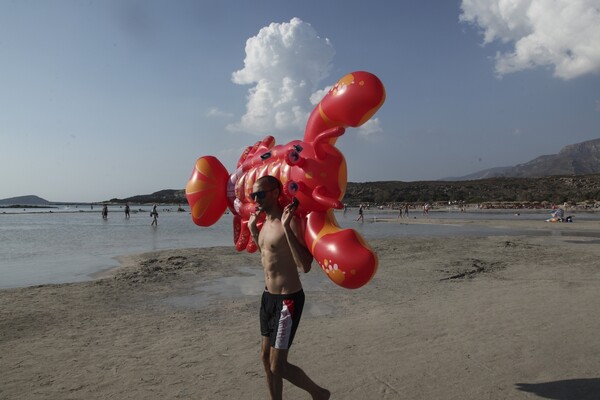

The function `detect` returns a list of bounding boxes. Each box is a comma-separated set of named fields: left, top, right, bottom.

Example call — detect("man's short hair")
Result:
left=256, top=175, right=281, bottom=192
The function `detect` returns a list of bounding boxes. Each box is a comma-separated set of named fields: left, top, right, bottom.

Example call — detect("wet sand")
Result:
left=2, top=218, right=600, bottom=399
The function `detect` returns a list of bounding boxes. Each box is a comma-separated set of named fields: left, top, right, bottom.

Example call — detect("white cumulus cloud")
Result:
left=228, top=18, right=335, bottom=135
left=309, top=86, right=332, bottom=105
left=206, top=107, right=233, bottom=118
left=460, top=0, right=600, bottom=79
left=357, top=118, right=383, bottom=137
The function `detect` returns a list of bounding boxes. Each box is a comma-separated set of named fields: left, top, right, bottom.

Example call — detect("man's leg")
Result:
left=270, top=347, right=330, bottom=400
left=261, top=337, right=281, bottom=399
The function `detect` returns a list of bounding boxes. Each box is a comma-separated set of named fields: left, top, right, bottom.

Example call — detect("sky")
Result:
left=1, top=0, right=599, bottom=203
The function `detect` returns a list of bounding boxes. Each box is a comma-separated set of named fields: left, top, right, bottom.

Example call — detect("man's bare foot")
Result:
left=312, top=388, right=330, bottom=400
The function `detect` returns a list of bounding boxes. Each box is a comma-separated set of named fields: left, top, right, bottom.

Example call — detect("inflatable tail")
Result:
left=304, top=71, right=386, bottom=145
left=185, top=156, right=229, bottom=227
left=305, top=209, right=378, bottom=289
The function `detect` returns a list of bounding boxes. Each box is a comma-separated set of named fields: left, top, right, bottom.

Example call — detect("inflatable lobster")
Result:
left=186, top=71, right=385, bottom=289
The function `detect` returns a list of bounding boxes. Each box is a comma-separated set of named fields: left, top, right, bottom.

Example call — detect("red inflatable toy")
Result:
left=186, top=71, right=386, bottom=289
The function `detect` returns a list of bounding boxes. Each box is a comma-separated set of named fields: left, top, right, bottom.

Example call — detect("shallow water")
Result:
left=0, top=206, right=231, bottom=288
left=1, top=206, right=598, bottom=289
left=162, top=266, right=335, bottom=315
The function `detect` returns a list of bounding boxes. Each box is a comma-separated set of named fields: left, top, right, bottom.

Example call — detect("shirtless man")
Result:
left=248, top=176, right=330, bottom=400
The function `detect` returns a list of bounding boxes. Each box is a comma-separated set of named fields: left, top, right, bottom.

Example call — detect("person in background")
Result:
left=151, top=204, right=158, bottom=226
left=356, top=204, right=364, bottom=222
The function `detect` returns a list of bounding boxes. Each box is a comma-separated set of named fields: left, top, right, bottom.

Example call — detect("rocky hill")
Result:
left=449, top=138, right=600, bottom=180
left=105, top=174, right=600, bottom=207
left=0, top=195, right=50, bottom=206
left=109, top=189, right=187, bottom=204
left=344, top=174, right=600, bottom=205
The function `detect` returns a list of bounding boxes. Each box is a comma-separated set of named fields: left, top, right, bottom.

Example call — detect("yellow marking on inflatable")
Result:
left=327, top=267, right=345, bottom=285
left=310, top=209, right=341, bottom=253
left=318, top=104, right=333, bottom=127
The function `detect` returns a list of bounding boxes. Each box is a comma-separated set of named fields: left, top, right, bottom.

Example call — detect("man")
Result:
left=356, top=203, right=364, bottom=222
left=151, top=204, right=158, bottom=226
left=248, top=176, right=330, bottom=400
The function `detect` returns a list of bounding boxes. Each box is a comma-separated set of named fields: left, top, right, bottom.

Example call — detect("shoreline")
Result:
left=2, top=219, right=600, bottom=399
left=377, top=214, right=600, bottom=228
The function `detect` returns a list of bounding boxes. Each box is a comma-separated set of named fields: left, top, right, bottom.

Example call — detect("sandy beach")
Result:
left=2, top=218, right=600, bottom=399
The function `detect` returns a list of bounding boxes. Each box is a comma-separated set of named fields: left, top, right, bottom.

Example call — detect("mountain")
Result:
left=0, top=195, right=51, bottom=206
left=446, top=138, right=600, bottom=180
left=109, top=189, right=187, bottom=204
left=344, top=175, right=600, bottom=204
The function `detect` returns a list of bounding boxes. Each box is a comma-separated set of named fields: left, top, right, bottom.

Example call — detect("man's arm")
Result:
left=248, top=212, right=261, bottom=252
left=282, top=205, right=312, bottom=272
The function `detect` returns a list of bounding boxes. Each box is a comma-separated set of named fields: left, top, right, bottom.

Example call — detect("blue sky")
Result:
left=1, top=0, right=599, bottom=202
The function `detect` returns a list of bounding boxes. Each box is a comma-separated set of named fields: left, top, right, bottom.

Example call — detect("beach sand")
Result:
left=2, top=219, right=600, bottom=399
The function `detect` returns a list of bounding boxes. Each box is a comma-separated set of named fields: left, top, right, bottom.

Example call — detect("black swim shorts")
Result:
left=260, top=289, right=305, bottom=350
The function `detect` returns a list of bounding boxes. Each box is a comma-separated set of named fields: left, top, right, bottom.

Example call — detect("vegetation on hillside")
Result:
left=109, top=174, right=600, bottom=207
left=344, top=174, right=600, bottom=205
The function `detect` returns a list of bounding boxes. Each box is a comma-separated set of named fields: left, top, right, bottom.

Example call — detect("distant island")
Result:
left=0, top=195, right=53, bottom=206
left=107, top=189, right=188, bottom=205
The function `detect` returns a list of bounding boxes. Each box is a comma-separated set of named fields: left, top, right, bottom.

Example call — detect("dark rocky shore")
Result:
left=108, top=174, right=600, bottom=208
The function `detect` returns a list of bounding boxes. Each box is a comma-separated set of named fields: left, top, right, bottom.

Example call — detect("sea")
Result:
left=1, top=204, right=599, bottom=289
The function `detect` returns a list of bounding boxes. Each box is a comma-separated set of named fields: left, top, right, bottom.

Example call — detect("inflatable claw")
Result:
left=186, top=71, right=385, bottom=289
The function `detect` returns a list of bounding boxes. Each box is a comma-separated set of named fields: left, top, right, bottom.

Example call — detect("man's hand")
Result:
left=281, top=202, right=298, bottom=231
left=248, top=209, right=261, bottom=237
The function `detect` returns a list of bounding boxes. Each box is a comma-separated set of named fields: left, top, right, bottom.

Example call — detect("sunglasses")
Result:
left=250, top=187, right=277, bottom=200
